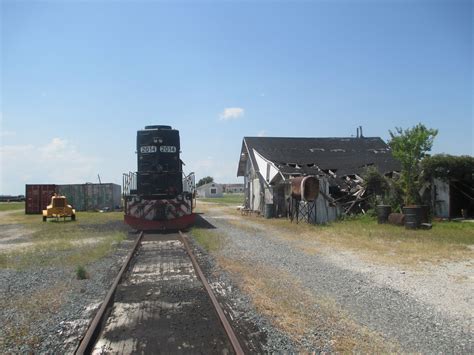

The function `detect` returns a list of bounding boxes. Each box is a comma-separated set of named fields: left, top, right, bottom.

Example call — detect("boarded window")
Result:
left=210, top=188, right=217, bottom=194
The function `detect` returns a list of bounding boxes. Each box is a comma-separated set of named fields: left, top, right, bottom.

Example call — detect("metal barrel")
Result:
left=376, top=205, right=392, bottom=224
left=404, top=213, right=419, bottom=229
left=403, top=206, right=422, bottom=229
left=291, top=176, right=319, bottom=201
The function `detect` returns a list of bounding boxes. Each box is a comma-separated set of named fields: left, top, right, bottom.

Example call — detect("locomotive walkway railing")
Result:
left=183, top=172, right=195, bottom=193
left=122, top=172, right=137, bottom=197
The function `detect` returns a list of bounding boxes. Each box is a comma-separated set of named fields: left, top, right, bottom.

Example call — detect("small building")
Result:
left=420, top=155, right=474, bottom=219
left=222, top=183, right=244, bottom=193
left=196, top=182, right=224, bottom=198
left=237, top=135, right=400, bottom=223
left=431, top=178, right=474, bottom=218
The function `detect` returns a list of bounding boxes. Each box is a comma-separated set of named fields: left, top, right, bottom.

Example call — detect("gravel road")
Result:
left=197, top=204, right=473, bottom=353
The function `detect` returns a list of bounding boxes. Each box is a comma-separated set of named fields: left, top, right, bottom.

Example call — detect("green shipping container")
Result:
left=57, top=183, right=121, bottom=211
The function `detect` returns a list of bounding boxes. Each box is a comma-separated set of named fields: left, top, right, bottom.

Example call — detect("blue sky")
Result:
left=1, top=0, right=472, bottom=194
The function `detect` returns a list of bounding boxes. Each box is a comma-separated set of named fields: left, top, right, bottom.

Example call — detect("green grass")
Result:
left=0, top=209, right=123, bottom=226
left=335, top=214, right=474, bottom=245
left=198, top=193, right=244, bottom=205
left=260, top=213, right=474, bottom=265
left=0, top=211, right=127, bottom=269
left=0, top=201, right=24, bottom=212
left=190, top=227, right=226, bottom=252
left=197, top=203, right=474, bottom=266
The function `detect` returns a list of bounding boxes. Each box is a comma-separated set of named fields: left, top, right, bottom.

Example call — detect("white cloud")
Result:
left=0, top=138, right=100, bottom=193
left=219, top=107, right=244, bottom=121
left=0, top=130, right=16, bottom=138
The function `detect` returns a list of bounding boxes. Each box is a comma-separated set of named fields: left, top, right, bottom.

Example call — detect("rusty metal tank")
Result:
left=291, top=176, right=319, bottom=201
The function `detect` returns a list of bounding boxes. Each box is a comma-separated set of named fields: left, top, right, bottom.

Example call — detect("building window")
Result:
left=210, top=188, right=217, bottom=194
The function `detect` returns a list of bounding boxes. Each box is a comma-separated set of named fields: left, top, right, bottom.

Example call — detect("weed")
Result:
left=75, top=265, right=88, bottom=279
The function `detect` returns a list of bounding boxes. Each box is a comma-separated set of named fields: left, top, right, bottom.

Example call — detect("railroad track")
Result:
left=75, top=231, right=244, bottom=354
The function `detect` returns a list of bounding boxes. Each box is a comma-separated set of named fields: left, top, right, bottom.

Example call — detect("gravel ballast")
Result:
left=190, top=238, right=299, bottom=353
left=0, top=231, right=136, bottom=353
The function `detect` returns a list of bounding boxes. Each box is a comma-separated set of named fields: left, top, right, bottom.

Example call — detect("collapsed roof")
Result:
left=237, top=136, right=400, bottom=179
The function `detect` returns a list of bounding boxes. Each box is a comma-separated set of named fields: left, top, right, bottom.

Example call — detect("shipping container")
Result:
left=25, top=184, right=57, bottom=214
left=84, top=183, right=121, bottom=211
left=57, top=184, right=86, bottom=211
left=57, top=183, right=121, bottom=211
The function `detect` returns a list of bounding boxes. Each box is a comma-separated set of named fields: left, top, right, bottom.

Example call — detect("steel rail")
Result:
left=179, top=231, right=245, bottom=355
left=75, top=231, right=144, bottom=355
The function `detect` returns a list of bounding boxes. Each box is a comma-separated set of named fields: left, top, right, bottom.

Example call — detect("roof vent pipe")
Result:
left=356, top=127, right=360, bottom=138
left=359, top=126, right=364, bottom=138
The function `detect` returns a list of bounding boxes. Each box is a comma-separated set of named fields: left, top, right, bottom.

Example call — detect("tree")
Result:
left=196, top=176, right=214, bottom=187
left=422, top=154, right=474, bottom=182
left=388, top=123, right=438, bottom=205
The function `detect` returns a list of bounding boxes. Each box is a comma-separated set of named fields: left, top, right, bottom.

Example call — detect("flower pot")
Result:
left=403, top=206, right=422, bottom=229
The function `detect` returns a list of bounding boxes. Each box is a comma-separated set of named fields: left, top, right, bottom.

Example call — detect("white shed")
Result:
left=196, top=182, right=223, bottom=198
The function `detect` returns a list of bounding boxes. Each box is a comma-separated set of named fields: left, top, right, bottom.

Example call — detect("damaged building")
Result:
left=420, top=155, right=474, bottom=219
left=237, top=134, right=400, bottom=224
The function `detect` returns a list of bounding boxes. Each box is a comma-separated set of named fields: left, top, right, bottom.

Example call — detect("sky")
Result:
left=1, top=0, right=472, bottom=194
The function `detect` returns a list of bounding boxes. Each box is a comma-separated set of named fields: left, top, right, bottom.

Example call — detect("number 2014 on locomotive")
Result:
left=140, top=146, right=176, bottom=153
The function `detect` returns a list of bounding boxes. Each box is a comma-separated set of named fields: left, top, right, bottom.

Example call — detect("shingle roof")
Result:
left=237, top=136, right=400, bottom=177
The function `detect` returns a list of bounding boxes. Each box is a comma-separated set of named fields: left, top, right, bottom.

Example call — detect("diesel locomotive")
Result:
left=123, top=125, right=195, bottom=230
